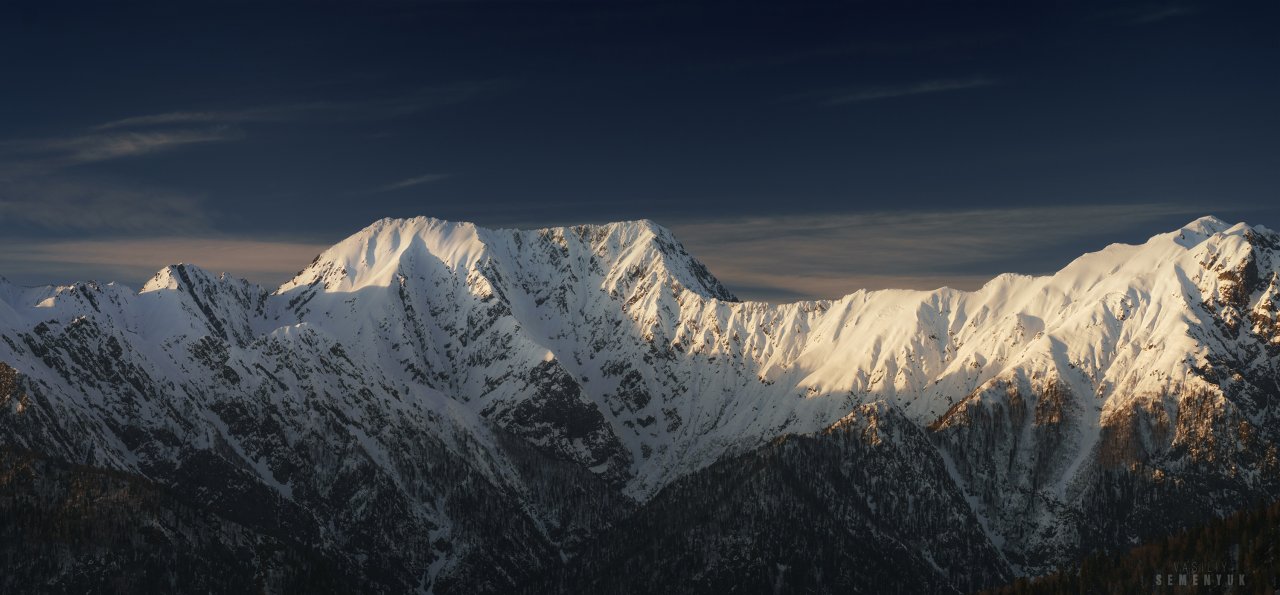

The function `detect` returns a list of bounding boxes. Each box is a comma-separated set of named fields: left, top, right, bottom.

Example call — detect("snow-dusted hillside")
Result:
left=1, top=215, right=1278, bottom=592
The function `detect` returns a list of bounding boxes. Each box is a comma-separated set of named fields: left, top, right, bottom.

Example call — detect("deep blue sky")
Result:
left=1, top=0, right=1277, bottom=300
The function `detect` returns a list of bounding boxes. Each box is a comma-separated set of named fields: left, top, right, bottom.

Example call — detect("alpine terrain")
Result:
left=1, top=215, right=1278, bottom=593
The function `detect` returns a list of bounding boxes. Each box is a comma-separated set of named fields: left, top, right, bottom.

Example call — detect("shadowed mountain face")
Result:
left=1, top=215, right=1278, bottom=593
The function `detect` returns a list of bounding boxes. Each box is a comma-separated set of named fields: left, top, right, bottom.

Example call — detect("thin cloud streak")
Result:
left=374, top=173, right=451, bottom=193
left=669, top=204, right=1208, bottom=302
left=824, top=77, right=996, bottom=105
left=92, top=106, right=329, bottom=130
left=34, top=128, right=238, bottom=163
left=92, top=79, right=514, bottom=131
left=0, top=128, right=240, bottom=179
left=0, top=181, right=212, bottom=232
left=0, top=79, right=509, bottom=180
left=0, top=237, right=332, bottom=289
left=1130, top=5, right=1198, bottom=24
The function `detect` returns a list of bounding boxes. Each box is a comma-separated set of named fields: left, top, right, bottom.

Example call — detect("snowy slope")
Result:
left=1, top=215, right=1278, bottom=589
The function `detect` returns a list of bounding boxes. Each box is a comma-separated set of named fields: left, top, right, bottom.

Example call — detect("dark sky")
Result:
left=1, top=0, right=1277, bottom=300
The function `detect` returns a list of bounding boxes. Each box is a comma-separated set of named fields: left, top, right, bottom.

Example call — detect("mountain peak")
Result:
left=595, top=218, right=666, bottom=235
left=140, top=263, right=218, bottom=293
left=1181, top=214, right=1232, bottom=236
left=276, top=216, right=736, bottom=301
left=275, top=216, right=487, bottom=294
left=1167, top=215, right=1255, bottom=249
left=4, top=213, right=1280, bottom=592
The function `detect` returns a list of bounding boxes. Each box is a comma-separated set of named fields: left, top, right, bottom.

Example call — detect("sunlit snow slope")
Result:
left=2, top=215, right=1278, bottom=590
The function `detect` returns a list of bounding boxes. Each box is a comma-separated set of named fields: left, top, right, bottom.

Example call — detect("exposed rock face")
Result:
left=1, top=215, right=1278, bottom=592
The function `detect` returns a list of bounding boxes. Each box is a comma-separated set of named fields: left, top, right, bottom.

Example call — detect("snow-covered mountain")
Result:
left=1, top=215, right=1278, bottom=593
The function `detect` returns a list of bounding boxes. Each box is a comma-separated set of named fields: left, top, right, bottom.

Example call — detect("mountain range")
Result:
left=2, top=215, right=1278, bottom=593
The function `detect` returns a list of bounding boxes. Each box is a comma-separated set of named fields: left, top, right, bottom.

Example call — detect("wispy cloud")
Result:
left=374, top=173, right=451, bottom=193
left=0, top=127, right=239, bottom=179
left=0, top=237, right=332, bottom=288
left=92, top=105, right=328, bottom=130
left=1129, top=4, right=1198, bottom=24
left=669, top=204, right=1208, bottom=302
left=1, top=79, right=511, bottom=182
left=0, top=180, right=212, bottom=232
left=821, top=77, right=996, bottom=105
left=93, top=79, right=513, bottom=131
left=0, top=114, right=233, bottom=237
left=725, top=37, right=987, bottom=71
left=32, top=128, right=235, bottom=162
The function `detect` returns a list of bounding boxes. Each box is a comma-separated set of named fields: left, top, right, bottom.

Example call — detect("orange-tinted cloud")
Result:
left=1, top=237, right=332, bottom=289
left=670, top=204, right=1208, bottom=302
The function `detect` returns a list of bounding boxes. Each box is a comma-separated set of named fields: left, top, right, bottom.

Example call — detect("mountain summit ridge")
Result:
left=275, top=216, right=737, bottom=301
left=1, top=215, right=1278, bottom=592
